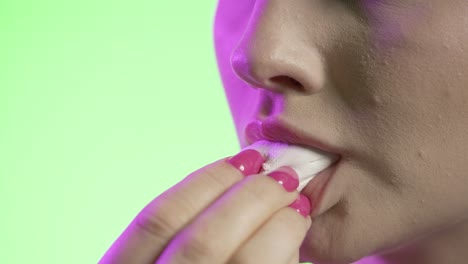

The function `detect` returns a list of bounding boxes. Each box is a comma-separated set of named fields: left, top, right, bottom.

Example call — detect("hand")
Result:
left=99, top=149, right=312, bottom=264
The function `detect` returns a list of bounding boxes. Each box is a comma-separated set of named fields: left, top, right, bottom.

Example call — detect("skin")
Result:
left=213, top=0, right=468, bottom=263
left=99, top=1, right=468, bottom=263
left=99, top=156, right=312, bottom=264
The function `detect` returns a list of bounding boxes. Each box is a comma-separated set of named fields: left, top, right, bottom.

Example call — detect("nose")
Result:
left=230, top=0, right=326, bottom=95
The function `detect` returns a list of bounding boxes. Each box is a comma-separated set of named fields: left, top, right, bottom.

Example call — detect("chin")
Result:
left=299, top=238, right=368, bottom=264
left=296, top=203, right=377, bottom=264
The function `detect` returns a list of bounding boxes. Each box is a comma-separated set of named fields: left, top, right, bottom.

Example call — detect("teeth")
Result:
left=243, top=140, right=339, bottom=192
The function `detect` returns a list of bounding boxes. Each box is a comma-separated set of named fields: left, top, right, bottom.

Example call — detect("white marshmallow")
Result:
left=243, top=140, right=339, bottom=192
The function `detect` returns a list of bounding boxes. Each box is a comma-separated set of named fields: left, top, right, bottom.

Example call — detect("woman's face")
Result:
left=213, top=0, right=468, bottom=263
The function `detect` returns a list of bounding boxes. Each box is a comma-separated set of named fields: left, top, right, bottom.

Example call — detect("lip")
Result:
left=244, top=118, right=343, bottom=156
left=301, top=157, right=341, bottom=218
left=244, top=118, right=344, bottom=218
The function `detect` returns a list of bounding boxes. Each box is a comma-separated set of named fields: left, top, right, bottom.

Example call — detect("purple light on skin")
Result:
left=268, top=93, right=285, bottom=117
left=361, top=0, right=404, bottom=51
left=214, top=0, right=292, bottom=149
left=213, top=0, right=262, bottom=148
left=361, top=0, right=431, bottom=53
left=214, top=0, right=429, bottom=148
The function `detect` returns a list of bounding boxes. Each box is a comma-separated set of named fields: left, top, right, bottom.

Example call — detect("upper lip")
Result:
left=244, top=117, right=343, bottom=156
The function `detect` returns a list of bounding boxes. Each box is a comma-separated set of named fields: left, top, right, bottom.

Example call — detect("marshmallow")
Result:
left=243, top=140, right=339, bottom=192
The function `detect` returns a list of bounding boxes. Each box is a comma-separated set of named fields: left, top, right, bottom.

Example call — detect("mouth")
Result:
left=301, top=157, right=341, bottom=218
left=244, top=118, right=343, bottom=217
left=244, top=118, right=343, bottom=156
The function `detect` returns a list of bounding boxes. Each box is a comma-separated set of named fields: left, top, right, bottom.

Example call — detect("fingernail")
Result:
left=227, top=149, right=265, bottom=177
left=289, top=194, right=311, bottom=217
left=267, top=166, right=299, bottom=192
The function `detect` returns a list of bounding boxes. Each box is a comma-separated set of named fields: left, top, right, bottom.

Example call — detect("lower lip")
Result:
left=301, top=159, right=341, bottom=218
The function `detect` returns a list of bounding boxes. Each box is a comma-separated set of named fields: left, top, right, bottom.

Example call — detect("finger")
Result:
left=157, top=173, right=300, bottom=264
left=288, top=251, right=299, bottom=264
left=227, top=206, right=312, bottom=264
left=99, top=150, right=265, bottom=264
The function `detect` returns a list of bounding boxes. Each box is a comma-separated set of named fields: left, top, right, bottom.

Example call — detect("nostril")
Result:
left=269, top=75, right=305, bottom=92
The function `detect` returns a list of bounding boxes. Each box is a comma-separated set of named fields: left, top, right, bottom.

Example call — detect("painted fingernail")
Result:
left=227, top=149, right=265, bottom=177
left=267, top=166, right=299, bottom=192
left=289, top=194, right=311, bottom=217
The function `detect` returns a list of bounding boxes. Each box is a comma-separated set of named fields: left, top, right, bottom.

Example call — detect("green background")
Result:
left=1, top=0, right=241, bottom=263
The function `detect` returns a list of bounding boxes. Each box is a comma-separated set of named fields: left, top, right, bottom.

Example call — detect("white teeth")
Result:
left=243, top=140, right=339, bottom=192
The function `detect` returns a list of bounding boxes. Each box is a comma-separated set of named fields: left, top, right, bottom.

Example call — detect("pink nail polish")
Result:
left=227, top=149, right=265, bottom=176
left=289, top=194, right=311, bottom=217
left=267, top=166, right=299, bottom=192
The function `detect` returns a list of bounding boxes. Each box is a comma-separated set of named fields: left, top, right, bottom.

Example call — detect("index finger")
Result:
left=98, top=150, right=265, bottom=264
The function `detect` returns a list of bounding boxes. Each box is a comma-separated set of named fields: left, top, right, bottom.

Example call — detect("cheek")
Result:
left=350, top=0, right=468, bottom=164
left=360, top=0, right=431, bottom=52
left=328, top=1, right=468, bottom=255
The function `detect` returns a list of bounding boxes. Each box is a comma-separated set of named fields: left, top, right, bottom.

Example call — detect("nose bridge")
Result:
left=230, top=0, right=326, bottom=94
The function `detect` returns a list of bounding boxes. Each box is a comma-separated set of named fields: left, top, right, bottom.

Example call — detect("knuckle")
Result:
left=194, top=159, right=244, bottom=193
left=134, top=202, right=179, bottom=240
left=227, top=245, right=259, bottom=264
left=227, top=253, right=250, bottom=264
left=178, top=231, right=219, bottom=261
left=202, top=164, right=238, bottom=191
